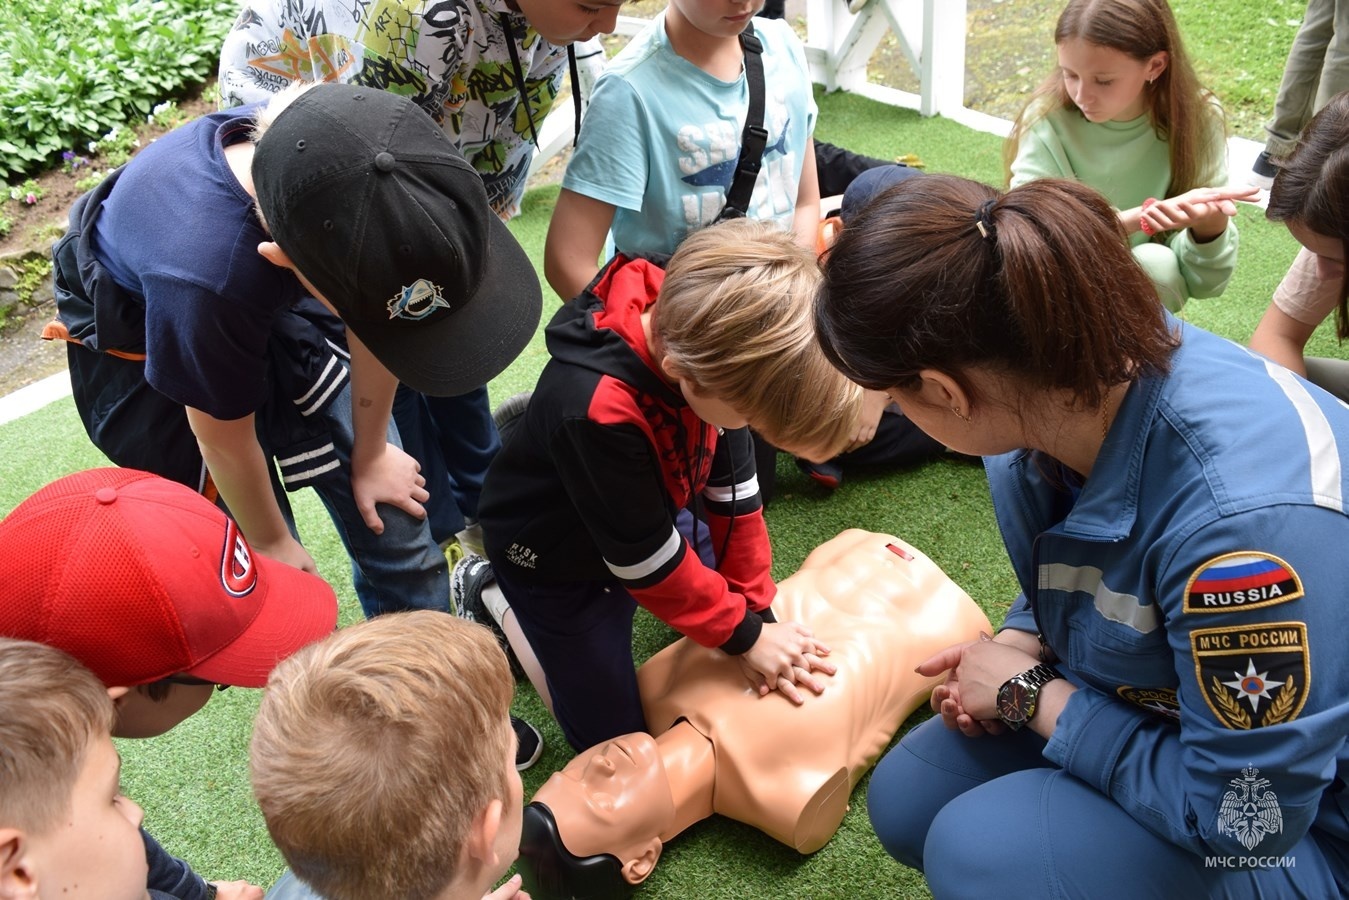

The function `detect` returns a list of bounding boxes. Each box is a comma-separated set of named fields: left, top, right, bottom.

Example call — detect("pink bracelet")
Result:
left=1138, top=197, right=1158, bottom=237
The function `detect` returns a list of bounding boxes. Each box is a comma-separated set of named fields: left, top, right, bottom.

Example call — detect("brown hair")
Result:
left=814, top=174, right=1178, bottom=409
left=1267, top=90, right=1349, bottom=339
left=1004, top=0, right=1223, bottom=197
left=656, top=219, right=861, bottom=460
left=0, top=638, right=115, bottom=835
left=250, top=612, right=513, bottom=900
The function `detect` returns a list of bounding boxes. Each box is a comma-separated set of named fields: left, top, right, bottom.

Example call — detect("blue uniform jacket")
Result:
left=993, top=320, right=1349, bottom=861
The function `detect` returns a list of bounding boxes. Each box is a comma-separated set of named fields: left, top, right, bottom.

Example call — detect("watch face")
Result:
left=998, top=680, right=1029, bottom=725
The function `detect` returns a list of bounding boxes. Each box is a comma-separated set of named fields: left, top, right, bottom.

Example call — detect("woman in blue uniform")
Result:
left=814, top=174, right=1349, bottom=897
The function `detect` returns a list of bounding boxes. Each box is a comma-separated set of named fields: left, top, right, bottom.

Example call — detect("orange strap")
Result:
left=41, top=319, right=147, bottom=361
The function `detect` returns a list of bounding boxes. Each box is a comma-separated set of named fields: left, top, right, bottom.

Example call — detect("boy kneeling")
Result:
left=472, top=219, right=862, bottom=751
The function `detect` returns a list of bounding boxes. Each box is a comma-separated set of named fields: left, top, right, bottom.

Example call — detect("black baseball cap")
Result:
left=252, top=83, right=542, bottom=396
left=840, top=163, right=923, bottom=223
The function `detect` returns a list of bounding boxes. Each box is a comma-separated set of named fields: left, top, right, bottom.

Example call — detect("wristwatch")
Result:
left=996, top=664, right=1062, bottom=731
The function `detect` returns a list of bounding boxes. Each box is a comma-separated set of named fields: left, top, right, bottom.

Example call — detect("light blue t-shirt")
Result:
left=563, top=14, right=817, bottom=258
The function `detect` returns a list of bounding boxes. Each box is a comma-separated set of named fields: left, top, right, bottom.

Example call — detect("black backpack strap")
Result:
left=717, top=23, right=766, bottom=221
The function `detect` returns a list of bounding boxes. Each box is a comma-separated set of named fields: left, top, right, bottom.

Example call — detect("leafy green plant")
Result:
left=148, top=100, right=191, bottom=130
left=0, top=0, right=239, bottom=180
left=7, top=179, right=43, bottom=205
left=88, top=125, right=140, bottom=169
left=8, top=254, right=52, bottom=306
left=61, top=150, right=88, bottom=173
left=74, top=169, right=108, bottom=192
left=0, top=215, right=12, bottom=239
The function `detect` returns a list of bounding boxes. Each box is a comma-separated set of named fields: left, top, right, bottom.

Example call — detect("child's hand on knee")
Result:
left=351, top=442, right=430, bottom=534
left=735, top=621, right=836, bottom=704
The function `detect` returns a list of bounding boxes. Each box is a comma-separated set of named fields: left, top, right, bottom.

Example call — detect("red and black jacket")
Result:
left=479, top=255, right=774, bottom=653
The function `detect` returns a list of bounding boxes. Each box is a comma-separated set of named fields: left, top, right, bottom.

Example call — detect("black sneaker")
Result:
left=451, top=555, right=525, bottom=681
left=1250, top=150, right=1277, bottom=190
left=492, top=390, right=532, bottom=448
left=512, top=715, right=544, bottom=771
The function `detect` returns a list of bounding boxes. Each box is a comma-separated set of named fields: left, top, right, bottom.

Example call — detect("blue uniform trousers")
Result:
left=869, top=716, right=1349, bottom=899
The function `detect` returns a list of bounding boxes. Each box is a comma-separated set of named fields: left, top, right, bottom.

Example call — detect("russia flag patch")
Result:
left=1185, top=552, right=1302, bottom=613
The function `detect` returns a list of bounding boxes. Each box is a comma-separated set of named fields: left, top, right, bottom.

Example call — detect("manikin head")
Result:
left=520, top=733, right=676, bottom=898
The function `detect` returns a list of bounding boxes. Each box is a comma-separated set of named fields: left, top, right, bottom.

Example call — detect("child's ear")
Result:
left=257, top=241, right=295, bottom=272
left=1146, top=50, right=1169, bottom=82
left=464, top=798, right=505, bottom=868
left=619, top=839, right=662, bottom=885
left=0, top=829, right=37, bottom=900
left=658, top=355, right=684, bottom=384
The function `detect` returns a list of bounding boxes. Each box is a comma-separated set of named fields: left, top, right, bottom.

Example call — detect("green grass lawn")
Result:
left=0, top=80, right=1317, bottom=898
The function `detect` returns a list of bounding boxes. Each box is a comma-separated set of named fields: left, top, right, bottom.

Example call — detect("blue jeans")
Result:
left=278, top=381, right=449, bottom=618
left=868, top=717, right=1349, bottom=898
left=391, top=385, right=500, bottom=545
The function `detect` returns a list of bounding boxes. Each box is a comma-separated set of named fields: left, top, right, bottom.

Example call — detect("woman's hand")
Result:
left=735, top=621, right=836, bottom=704
left=917, top=633, right=1040, bottom=736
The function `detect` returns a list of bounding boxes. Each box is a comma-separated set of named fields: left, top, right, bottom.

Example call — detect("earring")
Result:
left=951, top=407, right=971, bottom=422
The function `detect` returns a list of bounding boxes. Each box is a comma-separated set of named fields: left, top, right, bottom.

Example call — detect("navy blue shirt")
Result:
left=91, top=105, right=306, bottom=420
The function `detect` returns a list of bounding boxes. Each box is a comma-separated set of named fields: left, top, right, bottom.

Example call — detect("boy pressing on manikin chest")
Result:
left=472, top=219, right=862, bottom=753
left=0, top=467, right=339, bottom=899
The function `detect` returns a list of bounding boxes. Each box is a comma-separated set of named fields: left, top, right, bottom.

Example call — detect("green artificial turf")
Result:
left=0, top=85, right=1317, bottom=899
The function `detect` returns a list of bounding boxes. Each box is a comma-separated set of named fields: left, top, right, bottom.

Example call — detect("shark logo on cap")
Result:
left=388, top=278, right=451, bottom=321
left=220, top=520, right=258, bottom=597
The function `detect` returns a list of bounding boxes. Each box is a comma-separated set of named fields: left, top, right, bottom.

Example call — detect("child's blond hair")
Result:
left=250, top=79, right=319, bottom=144
left=655, top=219, right=862, bottom=460
left=250, top=612, right=513, bottom=900
left=0, top=638, right=115, bottom=835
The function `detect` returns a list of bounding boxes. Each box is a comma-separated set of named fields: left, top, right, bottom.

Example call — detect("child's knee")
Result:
left=1132, top=242, right=1188, bottom=312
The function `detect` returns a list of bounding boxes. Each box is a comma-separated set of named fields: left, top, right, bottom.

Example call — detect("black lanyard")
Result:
left=716, top=23, right=767, bottom=221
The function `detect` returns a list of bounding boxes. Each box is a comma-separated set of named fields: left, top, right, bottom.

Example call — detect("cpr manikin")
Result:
left=518, top=529, right=993, bottom=899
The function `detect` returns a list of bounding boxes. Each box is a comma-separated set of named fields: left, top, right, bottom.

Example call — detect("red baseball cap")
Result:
left=0, top=468, right=338, bottom=688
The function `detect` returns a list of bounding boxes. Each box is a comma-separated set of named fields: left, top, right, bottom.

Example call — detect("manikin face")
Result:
left=668, top=0, right=765, bottom=40
left=533, top=733, right=676, bottom=865
left=1056, top=37, right=1166, bottom=123
left=18, top=736, right=149, bottom=900
left=514, top=0, right=627, bottom=45
left=1287, top=221, right=1346, bottom=284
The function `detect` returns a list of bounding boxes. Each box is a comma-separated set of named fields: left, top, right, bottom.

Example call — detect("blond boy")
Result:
left=251, top=612, right=526, bottom=900
left=0, top=638, right=149, bottom=900
left=469, top=218, right=862, bottom=752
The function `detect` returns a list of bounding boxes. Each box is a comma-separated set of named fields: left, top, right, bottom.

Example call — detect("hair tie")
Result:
left=974, top=199, right=997, bottom=241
